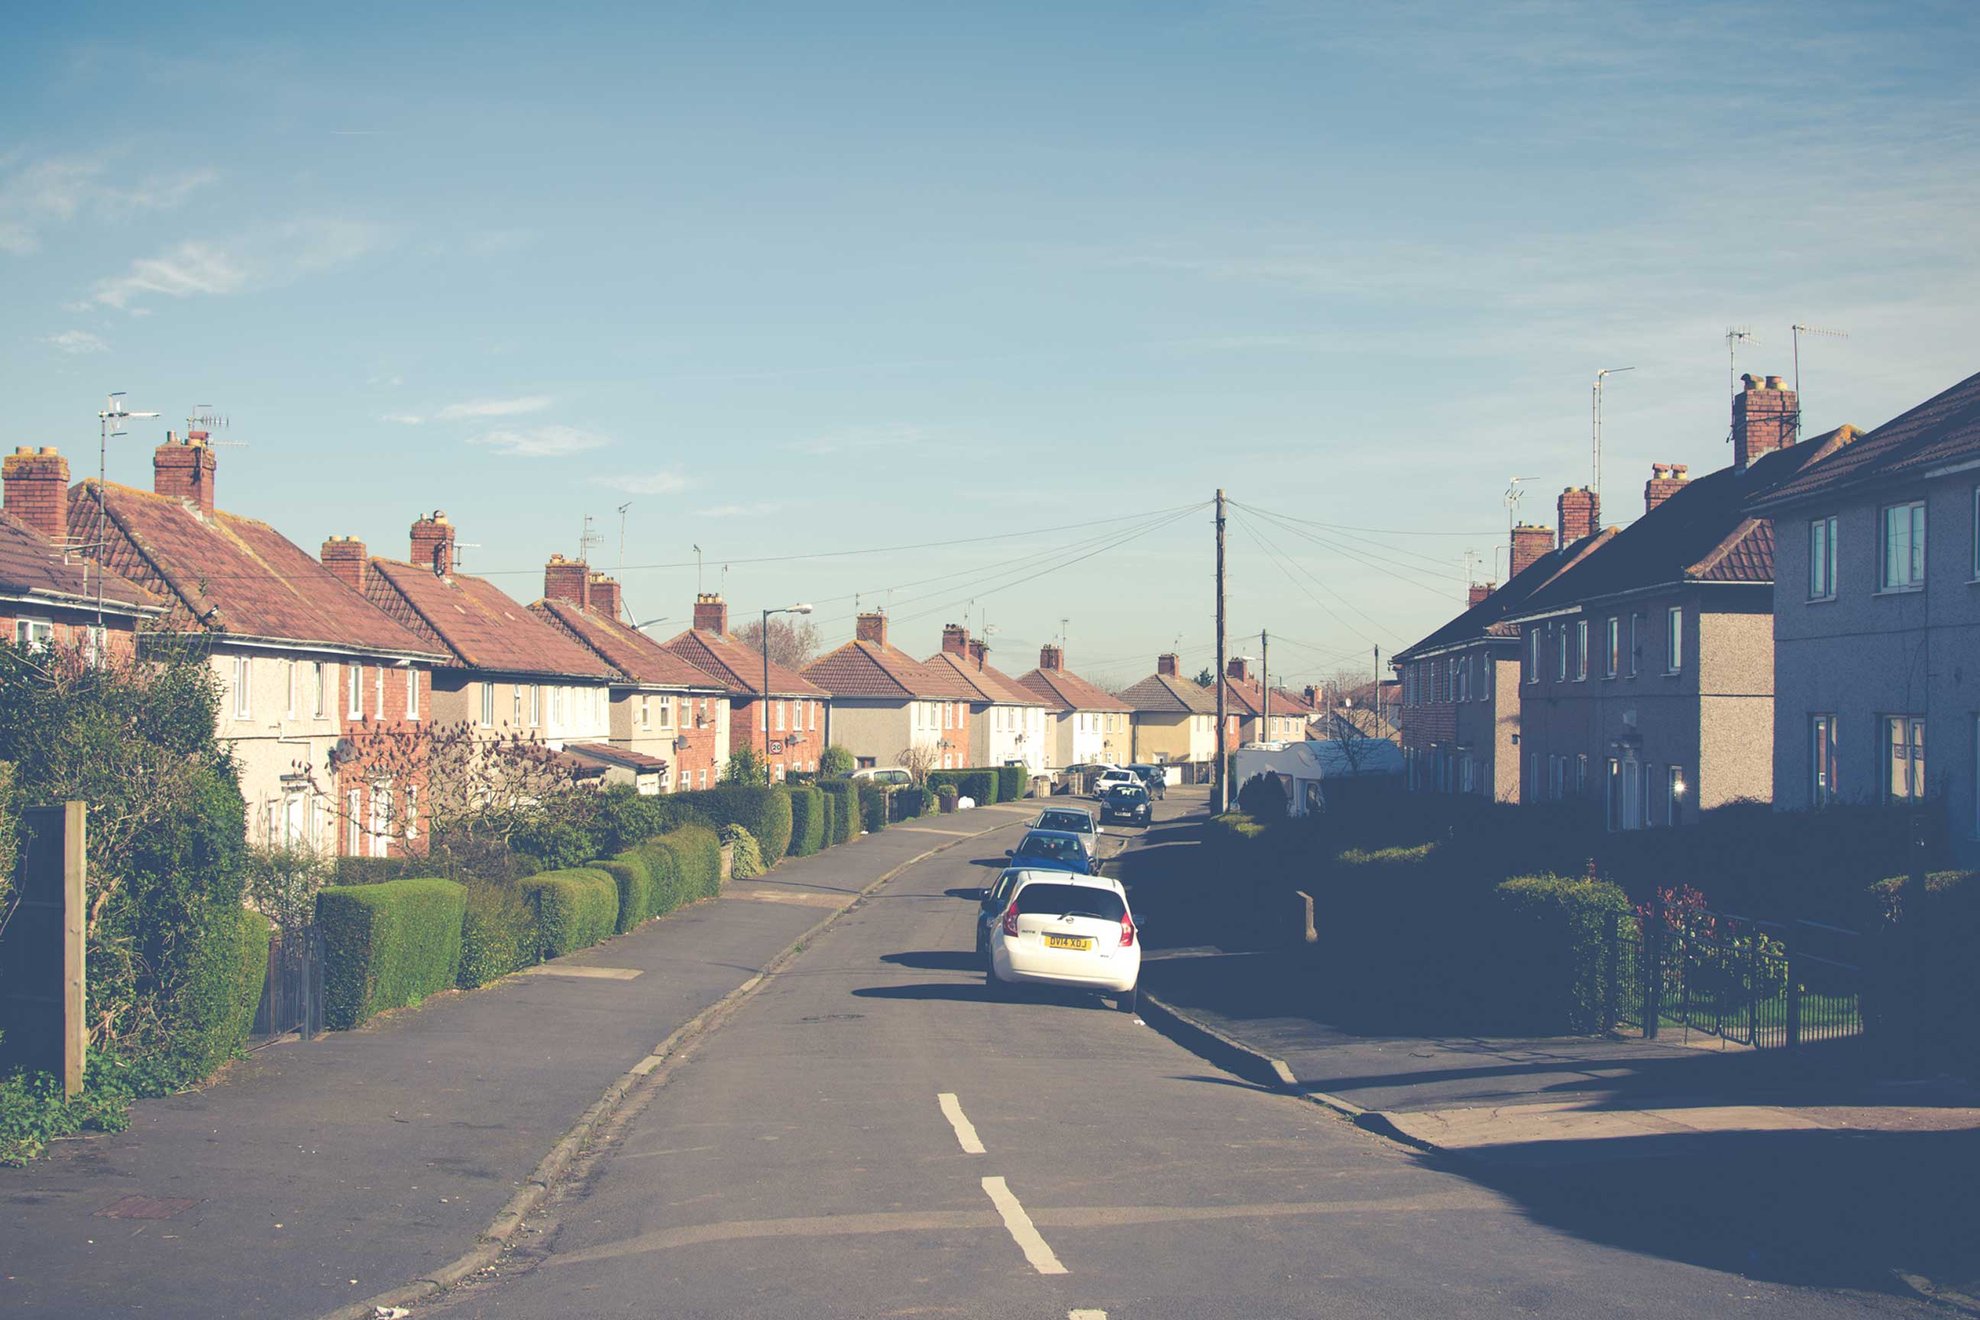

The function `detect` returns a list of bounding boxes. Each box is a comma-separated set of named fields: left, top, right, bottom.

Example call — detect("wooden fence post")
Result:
left=0, top=802, right=87, bottom=1097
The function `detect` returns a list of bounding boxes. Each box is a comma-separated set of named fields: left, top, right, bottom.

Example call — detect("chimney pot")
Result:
left=3, top=446, right=72, bottom=540
left=587, top=572, right=621, bottom=621
left=941, top=623, right=969, bottom=656
left=1732, top=372, right=1798, bottom=470
left=543, top=553, right=590, bottom=607
left=1468, top=583, right=1492, bottom=607
left=1644, top=461, right=1691, bottom=514
left=1226, top=656, right=1251, bottom=682
left=692, top=592, right=728, bottom=636
left=1556, top=487, right=1600, bottom=547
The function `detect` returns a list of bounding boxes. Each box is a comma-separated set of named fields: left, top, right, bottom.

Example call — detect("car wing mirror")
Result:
left=1004, top=849, right=1014, bottom=858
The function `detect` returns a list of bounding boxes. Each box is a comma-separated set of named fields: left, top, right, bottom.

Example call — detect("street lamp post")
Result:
left=760, top=603, right=812, bottom=780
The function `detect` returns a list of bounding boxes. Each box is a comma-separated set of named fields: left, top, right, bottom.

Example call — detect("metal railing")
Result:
left=248, top=922, right=323, bottom=1049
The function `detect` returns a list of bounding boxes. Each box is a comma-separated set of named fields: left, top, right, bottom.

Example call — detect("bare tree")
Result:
left=1323, top=708, right=1382, bottom=774
left=894, top=743, right=939, bottom=783
left=735, top=615, right=822, bottom=669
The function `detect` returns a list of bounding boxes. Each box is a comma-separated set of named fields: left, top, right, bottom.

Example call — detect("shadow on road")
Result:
left=880, top=950, right=983, bottom=972
left=943, top=886, right=986, bottom=902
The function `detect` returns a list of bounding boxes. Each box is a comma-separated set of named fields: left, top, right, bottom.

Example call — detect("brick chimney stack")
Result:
left=320, top=536, right=368, bottom=593
left=855, top=612, right=888, bottom=646
left=1511, top=523, right=1553, bottom=578
left=3, top=447, right=70, bottom=540
left=1226, top=656, right=1251, bottom=683
left=1468, top=583, right=1494, bottom=607
left=409, top=511, right=456, bottom=577
left=967, top=638, right=988, bottom=668
left=543, top=553, right=590, bottom=607
left=1039, top=644, right=1064, bottom=671
left=1644, top=462, right=1690, bottom=513
left=693, top=593, right=728, bottom=635
left=1733, top=373, right=1797, bottom=470
left=587, top=573, right=621, bottom=621
left=1557, top=487, right=1599, bottom=546
left=942, top=624, right=969, bottom=656
left=1157, top=652, right=1179, bottom=677
left=153, top=432, right=217, bottom=517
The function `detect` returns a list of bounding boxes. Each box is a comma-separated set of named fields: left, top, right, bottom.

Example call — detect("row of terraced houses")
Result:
left=1395, top=368, right=1980, bottom=867
left=0, top=430, right=1326, bottom=857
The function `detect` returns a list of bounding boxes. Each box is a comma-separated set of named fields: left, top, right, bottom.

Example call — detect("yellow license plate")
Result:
left=1044, top=935, right=1093, bottom=951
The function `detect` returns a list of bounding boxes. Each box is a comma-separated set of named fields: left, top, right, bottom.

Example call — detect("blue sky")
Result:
left=5, top=1, right=1977, bottom=689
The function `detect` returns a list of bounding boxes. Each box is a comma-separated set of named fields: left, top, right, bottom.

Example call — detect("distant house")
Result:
left=75, top=434, right=448, bottom=855
left=1219, top=658, right=1312, bottom=746
left=529, top=555, right=732, bottom=794
left=1017, top=645, right=1132, bottom=769
left=1119, top=653, right=1220, bottom=781
left=922, top=625, right=1053, bottom=776
left=661, top=593, right=828, bottom=784
left=2, top=446, right=160, bottom=659
left=803, top=612, right=977, bottom=772
left=1749, top=368, right=1980, bottom=865
left=1502, top=374, right=1857, bottom=828
left=1394, top=492, right=1612, bottom=800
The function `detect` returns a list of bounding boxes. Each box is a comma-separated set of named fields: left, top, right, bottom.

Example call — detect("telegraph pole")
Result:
left=1214, top=490, right=1229, bottom=813
left=1260, top=629, right=1270, bottom=741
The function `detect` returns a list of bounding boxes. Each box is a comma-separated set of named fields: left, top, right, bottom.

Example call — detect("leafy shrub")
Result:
left=722, top=824, right=765, bottom=879
left=671, top=786, right=794, bottom=865
left=317, top=878, right=468, bottom=1029
left=518, top=867, right=619, bottom=960
left=722, top=744, right=770, bottom=787
left=858, top=783, right=890, bottom=834
left=171, top=905, right=272, bottom=1079
left=784, top=785, right=826, bottom=856
left=1236, top=772, right=1288, bottom=820
left=596, top=850, right=657, bottom=933
left=1491, top=874, right=1634, bottom=1033
left=818, top=789, right=839, bottom=848
left=0, top=760, right=17, bottom=922
left=510, top=815, right=597, bottom=872
left=819, top=744, right=855, bottom=778
left=458, top=882, right=535, bottom=988
left=819, top=780, right=861, bottom=843
left=936, top=783, right=959, bottom=811
left=642, top=823, right=722, bottom=905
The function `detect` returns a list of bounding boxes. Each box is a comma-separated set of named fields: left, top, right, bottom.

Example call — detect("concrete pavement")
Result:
left=0, top=801, right=1035, bottom=1320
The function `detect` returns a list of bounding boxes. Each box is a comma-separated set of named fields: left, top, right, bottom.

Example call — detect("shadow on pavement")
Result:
left=880, top=950, right=982, bottom=972
left=852, top=982, right=997, bottom=1003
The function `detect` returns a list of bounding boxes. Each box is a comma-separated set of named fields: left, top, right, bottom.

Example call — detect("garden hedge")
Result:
left=458, top=882, right=536, bottom=988
left=318, top=878, right=468, bottom=1030
left=641, top=823, right=723, bottom=906
left=818, top=789, right=839, bottom=849
left=171, top=904, right=273, bottom=1075
left=995, top=765, right=1027, bottom=801
left=671, top=786, right=794, bottom=865
left=722, top=824, right=765, bottom=879
left=1867, top=870, right=1980, bottom=1072
left=927, top=769, right=998, bottom=805
left=1490, top=873, right=1634, bottom=1033
left=893, top=786, right=933, bottom=820
left=784, top=785, right=827, bottom=856
left=857, top=782, right=890, bottom=834
left=596, top=850, right=657, bottom=934
left=518, top=867, right=620, bottom=959
left=819, top=780, right=861, bottom=843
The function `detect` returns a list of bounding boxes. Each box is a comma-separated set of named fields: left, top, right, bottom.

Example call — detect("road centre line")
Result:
left=937, top=1092, right=985, bottom=1154
left=1070, top=1311, right=1107, bottom=1319
left=981, top=1176, right=1068, bottom=1276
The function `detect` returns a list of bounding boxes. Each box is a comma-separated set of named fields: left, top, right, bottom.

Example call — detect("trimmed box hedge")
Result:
left=818, top=789, right=839, bottom=848
left=858, top=782, right=890, bottom=834
left=671, top=786, right=794, bottom=865
left=1491, top=873, right=1634, bottom=1033
left=518, top=867, right=620, bottom=959
left=1867, top=870, right=1980, bottom=1072
left=174, top=904, right=274, bottom=1074
left=458, top=882, right=536, bottom=988
left=318, top=878, right=468, bottom=1030
left=995, top=765, right=1027, bottom=801
left=784, top=785, right=827, bottom=856
left=819, top=780, right=860, bottom=843
left=596, top=850, right=656, bottom=934
left=641, top=823, right=723, bottom=907
left=926, top=769, right=999, bottom=805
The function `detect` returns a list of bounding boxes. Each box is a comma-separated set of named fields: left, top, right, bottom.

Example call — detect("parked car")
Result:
left=986, top=872, right=1141, bottom=1011
left=975, top=867, right=1028, bottom=962
left=1092, top=769, right=1139, bottom=797
left=1004, top=828, right=1099, bottom=875
left=1031, top=805, right=1099, bottom=841
left=1099, top=782, right=1152, bottom=825
left=849, top=767, right=914, bottom=786
left=1128, top=763, right=1168, bottom=799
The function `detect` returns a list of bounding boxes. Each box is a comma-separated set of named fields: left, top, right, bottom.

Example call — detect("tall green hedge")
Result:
left=458, top=882, right=536, bottom=988
left=596, top=851, right=656, bottom=934
left=519, top=867, right=620, bottom=959
left=171, top=905, right=273, bottom=1075
left=1491, top=874, right=1633, bottom=1033
left=642, top=823, right=722, bottom=905
left=995, top=765, right=1027, bottom=801
left=1868, top=870, right=1980, bottom=1073
left=819, top=780, right=860, bottom=843
left=318, top=878, right=468, bottom=1030
left=818, top=789, right=839, bottom=848
left=858, top=782, right=890, bottom=834
left=784, top=785, right=827, bottom=856
left=926, top=769, right=999, bottom=805
left=670, top=786, right=794, bottom=864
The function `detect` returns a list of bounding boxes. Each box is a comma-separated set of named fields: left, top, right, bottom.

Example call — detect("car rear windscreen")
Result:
left=1012, top=883, right=1126, bottom=920
left=1039, top=812, right=1089, bottom=830
left=1018, top=833, right=1083, bottom=860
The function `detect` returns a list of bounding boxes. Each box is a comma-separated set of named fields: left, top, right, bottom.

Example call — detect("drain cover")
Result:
left=96, top=1195, right=199, bottom=1220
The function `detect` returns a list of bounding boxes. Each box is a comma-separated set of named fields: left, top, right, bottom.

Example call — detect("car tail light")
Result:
left=1002, top=903, right=1020, bottom=938
left=1119, top=913, right=1136, bottom=947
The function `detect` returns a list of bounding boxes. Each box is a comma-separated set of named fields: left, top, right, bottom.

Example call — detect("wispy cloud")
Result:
left=592, top=470, right=690, bottom=495
left=0, top=155, right=215, bottom=255
left=89, top=217, right=385, bottom=309
left=380, top=412, right=425, bottom=425
left=466, top=424, right=608, bottom=458
left=42, top=329, right=108, bottom=354
left=434, top=395, right=552, bottom=421
left=788, top=423, right=938, bottom=457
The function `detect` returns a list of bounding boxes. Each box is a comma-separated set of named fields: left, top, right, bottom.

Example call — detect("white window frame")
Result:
left=1554, top=624, right=1567, bottom=682
left=1665, top=605, right=1683, bottom=675
left=1885, top=715, right=1926, bottom=802
left=349, top=662, right=364, bottom=717
left=406, top=667, right=419, bottom=719
left=1574, top=620, right=1588, bottom=681
left=1809, top=515, right=1837, bottom=600
left=233, top=654, right=252, bottom=719
left=1881, top=500, right=1926, bottom=591
left=1810, top=713, right=1838, bottom=807
left=1665, top=766, right=1684, bottom=826
left=14, top=618, right=54, bottom=649
left=1525, top=628, right=1539, bottom=684
left=530, top=684, right=542, bottom=727
left=1628, top=615, right=1640, bottom=678
left=1604, top=617, right=1619, bottom=679
left=313, top=662, right=328, bottom=718
left=286, top=660, right=298, bottom=719
left=481, top=682, right=496, bottom=727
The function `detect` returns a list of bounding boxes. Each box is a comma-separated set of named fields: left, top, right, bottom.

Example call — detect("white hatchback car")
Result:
left=986, top=872, right=1141, bottom=1012
left=1091, top=769, right=1140, bottom=797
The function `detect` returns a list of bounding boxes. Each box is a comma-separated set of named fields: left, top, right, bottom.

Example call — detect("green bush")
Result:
left=1867, top=870, right=1980, bottom=1072
left=642, top=823, right=722, bottom=905
left=784, top=785, right=826, bottom=856
left=936, top=783, right=960, bottom=812
left=1491, top=874, right=1634, bottom=1033
left=596, top=850, right=657, bottom=933
left=817, top=789, right=839, bottom=848
left=858, top=782, right=890, bottom=834
left=518, top=867, right=620, bottom=960
left=722, top=824, right=765, bottom=879
left=926, top=769, right=998, bottom=805
left=458, top=882, right=536, bottom=988
left=819, top=744, right=855, bottom=778
left=671, top=786, right=794, bottom=865
left=995, top=765, right=1027, bottom=802
left=819, top=780, right=861, bottom=843
left=1237, top=772, right=1288, bottom=820
left=318, top=878, right=468, bottom=1030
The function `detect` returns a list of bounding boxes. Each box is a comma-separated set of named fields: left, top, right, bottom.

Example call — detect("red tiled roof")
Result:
left=366, top=559, right=614, bottom=678
left=804, top=639, right=980, bottom=701
left=924, top=650, right=1052, bottom=707
left=0, top=509, right=158, bottom=615
left=531, top=599, right=726, bottom=689
left=1220, top=677, right=1309, bottom=718
left=1119, top=671, right=1218, bottom=714
left=1018, top=664, right=1131, bottom=712
left=661, top=627, right=827, bottom=699
left=74, top=481, right=442, bottom=657
left=1754, top=369, right=1978, bottom=509
left=1396, top=528, right=1617, bottom=661
left=565, top=741, right=669, bottom=773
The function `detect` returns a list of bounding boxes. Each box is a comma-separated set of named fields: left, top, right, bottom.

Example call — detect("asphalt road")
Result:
left=428, top=794, right=1936, bottom=1320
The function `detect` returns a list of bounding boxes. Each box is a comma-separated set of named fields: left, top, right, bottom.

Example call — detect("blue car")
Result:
left=1004, top=828, right=1099, bottom=875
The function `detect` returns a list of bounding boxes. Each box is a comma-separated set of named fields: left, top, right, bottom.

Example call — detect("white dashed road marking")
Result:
left=1070, top=1311, right=1108, bottom=1319
left=981, top=1176, right=1067, bottom=1275
left=521, top=964, right=642, bottom=981
left=937, top=1093, right=985, bottom=1155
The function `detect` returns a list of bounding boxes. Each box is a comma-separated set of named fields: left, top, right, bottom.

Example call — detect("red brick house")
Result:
left=802, top=613, right=977, bottom=771
left=529, top=555, right=731, bottom=793
left=1017, top=645, right=1133, bottom=770
left=1219, top=658, right=1314, bottom=746
left=924, top=626, right=1052, bottom=776
left=661, top=593, right=828, bottom=784
left=2, top=446, right=160, bottom=660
